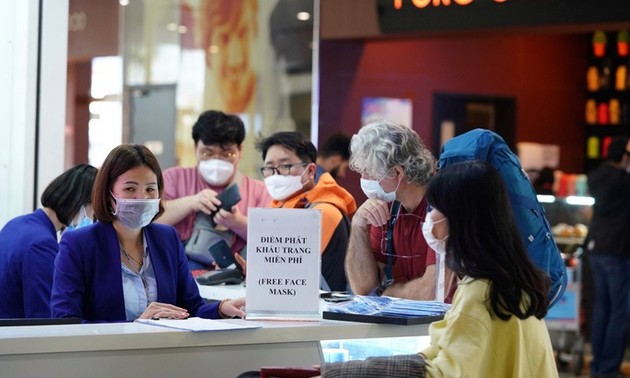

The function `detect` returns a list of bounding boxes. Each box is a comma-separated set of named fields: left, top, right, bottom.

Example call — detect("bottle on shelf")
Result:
left=597, top=102, right=609, bottom=125
left=586, top=99, right=597, bottom=124
left=615, top=65, right=627, bottom=90
left=602, top=136, right=613, bottom=158
left=618, top=30, right=629, bottom=57
left=593, top=31, right=607, bottom=58
left=587, top=66, right=599, bottom=91
left=587, top=136, right=600, bottom=159
left=610, top=98, right=620, bottom=125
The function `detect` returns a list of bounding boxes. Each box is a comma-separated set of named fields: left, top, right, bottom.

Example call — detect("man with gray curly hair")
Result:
left=346, top=120, right=440, bottom=300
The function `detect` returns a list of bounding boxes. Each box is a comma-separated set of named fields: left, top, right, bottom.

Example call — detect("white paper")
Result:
left=246, top=208, right=321, bottom=320
left=135, top=317, right=261, bottom=332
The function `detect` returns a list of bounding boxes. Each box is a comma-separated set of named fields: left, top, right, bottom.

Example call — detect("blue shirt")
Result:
left=0, top=209, right=58, bottom=318
left=121, top=234, right=158, bottom=320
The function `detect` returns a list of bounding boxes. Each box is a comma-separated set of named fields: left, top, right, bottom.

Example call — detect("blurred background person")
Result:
left=315, top=132, right=351, bottom=181
left=585, top=136, right=630, bottom=378
left=0, top=164, right=97, bottom=318
left=51, top=144, right=244, bottom=322
left=157, top=110, right=271, bottom=271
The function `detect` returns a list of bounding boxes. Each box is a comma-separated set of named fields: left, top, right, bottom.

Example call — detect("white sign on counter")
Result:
left=245, top=208, right=321, bottom=320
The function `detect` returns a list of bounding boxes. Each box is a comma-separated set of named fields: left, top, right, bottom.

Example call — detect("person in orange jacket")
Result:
left=251, top=131, right=357, bottom=291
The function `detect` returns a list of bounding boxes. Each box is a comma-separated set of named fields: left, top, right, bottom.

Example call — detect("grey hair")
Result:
left=349, top=120, right=436, bottom=186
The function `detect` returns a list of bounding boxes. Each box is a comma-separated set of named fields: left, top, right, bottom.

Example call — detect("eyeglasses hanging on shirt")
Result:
left=380, top=211, right=426, bottom=259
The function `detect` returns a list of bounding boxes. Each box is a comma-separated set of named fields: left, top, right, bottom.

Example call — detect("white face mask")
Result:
left=360, top=175, right=400, bottom=202
left=422, top=210, right=449, bottom=255
left=198, top=159, right=235, bottom=186
left=112, top=196, right=160, bottom=229
left=264, top=171, right=307, bottom=201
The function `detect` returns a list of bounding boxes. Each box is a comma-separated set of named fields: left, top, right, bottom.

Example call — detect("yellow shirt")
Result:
left=422, top=277, right=558, bottom=378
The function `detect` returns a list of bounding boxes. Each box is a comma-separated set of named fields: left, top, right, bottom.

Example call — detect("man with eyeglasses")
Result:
left=253, top=131, right=357, bottom=291
left=346, top=120, right=453, bottom=301
left=157, top=110, right=271, bottom=270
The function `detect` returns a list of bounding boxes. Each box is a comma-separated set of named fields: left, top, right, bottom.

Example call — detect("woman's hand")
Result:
left=138, top=302, right=189, bottom=319
left=219, top=297, right=246, bottom=318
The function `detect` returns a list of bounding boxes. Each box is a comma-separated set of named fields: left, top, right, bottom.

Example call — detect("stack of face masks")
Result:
left=326, top=295, right=451, bottom=317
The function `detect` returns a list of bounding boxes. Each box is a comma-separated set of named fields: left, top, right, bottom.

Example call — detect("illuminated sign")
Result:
left=392, top=0, right=506, bottom=9
left=377, top=0, right=630, bottom=34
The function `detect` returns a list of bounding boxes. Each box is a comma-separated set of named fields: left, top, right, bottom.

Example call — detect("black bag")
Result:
left=185, top=212, right=235, bottom=266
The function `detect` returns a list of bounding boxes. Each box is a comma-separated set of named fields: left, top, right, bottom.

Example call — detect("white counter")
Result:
left=0, top=317, right=430, bottom=377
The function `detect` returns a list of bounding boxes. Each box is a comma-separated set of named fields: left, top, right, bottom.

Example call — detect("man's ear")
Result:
left=307, top=162, right=318, bottom=180
left=392, top=166, right=405, bottom=179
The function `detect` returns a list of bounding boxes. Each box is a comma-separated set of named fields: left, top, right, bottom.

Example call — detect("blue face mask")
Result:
left=65, top=205, right=93, bottom=232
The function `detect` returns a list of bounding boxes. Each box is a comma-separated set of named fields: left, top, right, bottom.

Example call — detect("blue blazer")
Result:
left=51, top=221, right=219, bottom=322
left=0, top=209, right=58, bottom=318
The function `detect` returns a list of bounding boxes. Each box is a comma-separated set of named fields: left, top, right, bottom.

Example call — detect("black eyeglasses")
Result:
left=260, top=163, right=308, bottom=178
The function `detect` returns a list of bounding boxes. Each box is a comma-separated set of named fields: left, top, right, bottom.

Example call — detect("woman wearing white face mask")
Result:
left=320, top=160, right=557, bottom=378
left=0, top=164, right=96, bottom=319
left=51, top=144, right=245, bottom=322
left=346, top=120, right=447, bottom=302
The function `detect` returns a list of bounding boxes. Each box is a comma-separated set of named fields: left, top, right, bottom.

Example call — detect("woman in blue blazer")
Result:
left=51, top=144, right=245, bottom=322
left=0, top=164, right=96, bottom=318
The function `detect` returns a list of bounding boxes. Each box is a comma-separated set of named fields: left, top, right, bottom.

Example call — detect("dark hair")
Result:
left=41, top=164, right=98, bottom=226
left=192, top=110, right=246, bottom=148
left=605, top=136, right=629, bottom=163
left=92, top=144, right=165, bottom=223
left=256, top=131, right=317, bottom=163
left=426, top=160, right=549, bottom=320
left=319, top=133, right=351, bottom=160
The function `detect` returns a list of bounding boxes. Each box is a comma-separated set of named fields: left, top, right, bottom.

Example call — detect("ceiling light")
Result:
left=297, top=12, right=310, bottom=21
left=119, top=0, right=129, bottom=6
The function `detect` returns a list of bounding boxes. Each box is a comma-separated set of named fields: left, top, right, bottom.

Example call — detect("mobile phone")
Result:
left=216, top=184, right=241, bottom=211
left=208, top=240, right=236, bottom=269
left=209, top=184, right=241, bottom=227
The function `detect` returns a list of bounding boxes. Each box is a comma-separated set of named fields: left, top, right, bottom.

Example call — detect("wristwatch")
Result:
left=373, top=278, right=394, bottom=297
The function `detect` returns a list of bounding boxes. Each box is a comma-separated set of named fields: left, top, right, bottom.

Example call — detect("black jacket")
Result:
left=586, top=163, right=630, bottom=255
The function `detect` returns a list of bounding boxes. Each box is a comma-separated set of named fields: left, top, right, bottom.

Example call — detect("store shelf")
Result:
left=584, top=30, right=630, bottom=173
